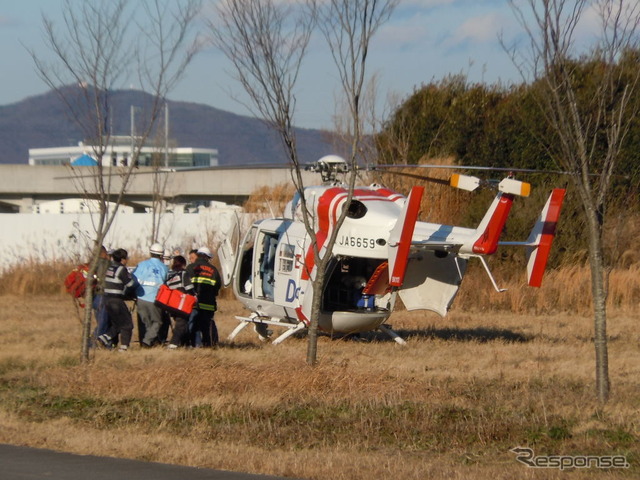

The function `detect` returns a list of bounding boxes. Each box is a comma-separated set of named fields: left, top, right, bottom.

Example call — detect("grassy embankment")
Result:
left=0, top=261, right=638, bottom=479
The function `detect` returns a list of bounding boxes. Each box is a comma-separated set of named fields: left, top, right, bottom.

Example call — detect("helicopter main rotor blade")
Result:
left=369, top=169, right=451, bottom=186
left=371, top=164, right=576, bottom=175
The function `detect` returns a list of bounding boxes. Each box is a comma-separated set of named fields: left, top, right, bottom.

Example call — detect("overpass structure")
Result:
left=0, top=164, right=320, bottom=213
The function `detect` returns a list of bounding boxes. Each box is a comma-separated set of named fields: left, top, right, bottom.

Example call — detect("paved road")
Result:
left=0, top=444, right=297, bottom=480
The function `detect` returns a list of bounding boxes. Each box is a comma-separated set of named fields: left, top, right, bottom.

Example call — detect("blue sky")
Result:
left=0, top=1, right=592, bottom=130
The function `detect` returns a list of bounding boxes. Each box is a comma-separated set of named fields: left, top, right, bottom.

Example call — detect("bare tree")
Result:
left=308, top=0, right=398, bottom=363
left=29, top=0, right=201, bottom=362
left=212, top=0, right=397, bottom=365
left=149, top=104, right=173, bottom=244
left=505, top=0, right=640, bottom=402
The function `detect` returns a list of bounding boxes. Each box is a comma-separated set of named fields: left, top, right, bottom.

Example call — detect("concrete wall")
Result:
left=0, top=206, right=257, bottom=270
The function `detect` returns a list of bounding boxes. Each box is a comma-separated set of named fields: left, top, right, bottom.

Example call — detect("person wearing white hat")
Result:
left=132, top=242, right=168, bottom=347
left=186, top=246, right=222, bottom=347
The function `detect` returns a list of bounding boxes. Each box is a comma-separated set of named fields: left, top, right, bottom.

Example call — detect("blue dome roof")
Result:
left=71, top=154, right=98, bottom=166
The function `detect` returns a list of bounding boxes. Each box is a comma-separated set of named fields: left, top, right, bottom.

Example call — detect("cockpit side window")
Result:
left=279, top=243, right=295, bottom=273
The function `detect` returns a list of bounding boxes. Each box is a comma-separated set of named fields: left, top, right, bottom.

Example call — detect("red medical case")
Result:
left=154, top=284, right=196, bottom=318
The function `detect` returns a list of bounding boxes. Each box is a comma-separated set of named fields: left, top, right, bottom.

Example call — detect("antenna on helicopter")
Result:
left=307, top=155, right=350, bottom=183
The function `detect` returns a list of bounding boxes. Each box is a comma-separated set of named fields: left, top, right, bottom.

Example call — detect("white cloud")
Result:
left=401, top=0, right=455, bottom=6
left=447, top=12, right=506, bottom=47
left=377, top=12, right=431, bottom=47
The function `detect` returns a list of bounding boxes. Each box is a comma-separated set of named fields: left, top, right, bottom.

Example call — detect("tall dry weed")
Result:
left=453, top=263, right=640, bottom=315
left=243, top=183, right=296, bottom=217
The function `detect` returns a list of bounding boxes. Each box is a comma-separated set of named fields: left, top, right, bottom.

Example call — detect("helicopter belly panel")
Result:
left=320, top=310, right=391, bottom=334
left=398, top=253, right=467, bottom=316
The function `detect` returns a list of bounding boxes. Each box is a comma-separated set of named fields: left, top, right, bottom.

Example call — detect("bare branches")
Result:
left=505, top=0, right=640, bottom=403
left=137, top=0, right=202, bottom=102
left=507, top=0, right=640, bottom=202
left=29, top=0, right=201, bottom=362
left=317, top=0, right=397, bottom=138
left=212, top=0, right=314, bottom=137
left=211, top=0, right=316, bottom=244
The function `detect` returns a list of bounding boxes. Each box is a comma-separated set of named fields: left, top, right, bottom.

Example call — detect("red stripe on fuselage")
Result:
left=301, top=186, right=402, bottom=280
left=301, top=187, right=343, bottom=280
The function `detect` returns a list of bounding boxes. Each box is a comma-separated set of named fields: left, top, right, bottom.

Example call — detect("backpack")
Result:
left=64, top=263, right=89, bottom=302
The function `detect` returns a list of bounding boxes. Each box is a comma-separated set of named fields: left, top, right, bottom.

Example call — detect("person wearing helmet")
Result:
left=166, top=255, right=196, bottom=349
left=162, top=249, right=172, bottom=266
left=132, top=242, right=168, bottom=347
left=186, top=246, right=222, bottom=347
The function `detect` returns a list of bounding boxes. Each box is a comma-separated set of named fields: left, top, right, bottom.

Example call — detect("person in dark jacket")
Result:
left=98, top=249, right=137, bottom=351
left=166, top=255, right=195, bottom=349
left=186, top=246, right=221, bottom=347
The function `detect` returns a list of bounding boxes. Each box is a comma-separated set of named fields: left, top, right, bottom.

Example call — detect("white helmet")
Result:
left=197, top=246, right=213, bottom=258
left=150, top=243, right=163, bottom=256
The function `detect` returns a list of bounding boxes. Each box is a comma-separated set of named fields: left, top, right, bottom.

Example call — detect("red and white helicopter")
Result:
left=217, top=155, right=565, bottom=345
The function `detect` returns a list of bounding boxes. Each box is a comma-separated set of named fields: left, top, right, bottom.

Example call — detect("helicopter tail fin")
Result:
left=525, top=188, right=566, bottom=287
left=470, top=178, right=531, bottom=255
left=471, top=193, right=515, bottom=255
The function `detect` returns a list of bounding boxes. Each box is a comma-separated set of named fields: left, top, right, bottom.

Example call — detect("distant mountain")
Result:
left=0, top=86, right=335, bottom=165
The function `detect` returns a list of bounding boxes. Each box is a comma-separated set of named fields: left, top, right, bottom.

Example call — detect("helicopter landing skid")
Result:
left=228, top=315, right=306, bottom=345
left=378, top=324, right=407, bottom=345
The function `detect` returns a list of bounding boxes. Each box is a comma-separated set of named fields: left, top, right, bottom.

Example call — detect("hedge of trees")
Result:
left=374, top=51, right=640, bottom=268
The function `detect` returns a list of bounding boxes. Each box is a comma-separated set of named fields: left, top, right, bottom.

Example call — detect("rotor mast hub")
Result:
left=308, top=155, right=350, bottom=183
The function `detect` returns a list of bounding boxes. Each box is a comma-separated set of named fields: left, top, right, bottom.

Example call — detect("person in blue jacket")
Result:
left=132, top=243, right=168, bottom=347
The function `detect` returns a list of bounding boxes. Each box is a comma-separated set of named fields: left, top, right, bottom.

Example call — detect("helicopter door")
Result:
left=257, top=231, right=279, bottom=300
left=217, top=212, right=241, bottom=287
left=235, top=225, right=258, bottom=298
left=218, top=236, right=236, bottom=287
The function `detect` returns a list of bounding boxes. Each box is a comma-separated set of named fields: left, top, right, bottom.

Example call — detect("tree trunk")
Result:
left=81, top=287, right=95, bottom=362
left=585, top=204, right=610, bottom=402
left=306, top=269, right=325, bottom=366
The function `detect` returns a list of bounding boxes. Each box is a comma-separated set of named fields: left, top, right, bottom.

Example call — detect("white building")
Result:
left=29, top=135, right=219, bottom=168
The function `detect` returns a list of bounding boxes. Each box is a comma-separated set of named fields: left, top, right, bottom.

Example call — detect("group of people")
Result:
left=92, top=243, right=222, bottom=352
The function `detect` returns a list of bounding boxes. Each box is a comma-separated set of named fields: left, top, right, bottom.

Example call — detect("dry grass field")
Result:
left=0, top=269, right=638, bottom=479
